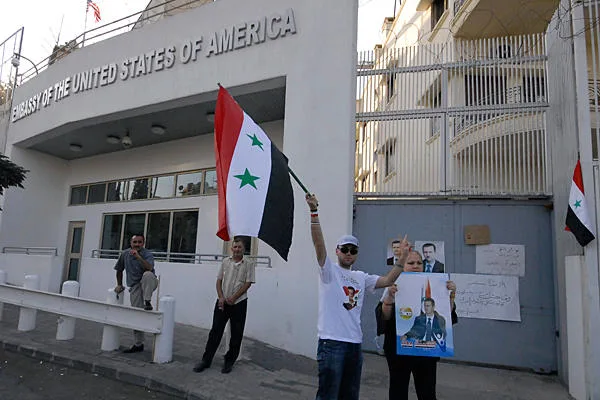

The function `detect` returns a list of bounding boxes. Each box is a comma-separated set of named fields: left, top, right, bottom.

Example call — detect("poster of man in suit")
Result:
left=415, top=241, right=445, bottom=273
left=394, top=273, right=454, bottom=357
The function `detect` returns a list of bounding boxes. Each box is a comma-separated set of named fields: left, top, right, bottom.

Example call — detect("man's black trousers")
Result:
left=201, top=298, right=248, bottom=366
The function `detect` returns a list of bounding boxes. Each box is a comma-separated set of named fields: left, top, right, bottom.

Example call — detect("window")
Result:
left=69, top=168, right=217, bottom=206
left=121, top=213, right=146, bottom=249
left=171, top=210, right=198, bottom=254
left=88, top=183, right=106, bottom=203
left=384, top=140, right=396, bottom=176
left=150, top=175, right=175, bottom=199
left=107, top=181, right=127, bottom=202
left=101, top=214, right=123, bottom=251
left=128, top=178, right=150, bottom=200
left=203, top=170, right=218, bottom=195
left=176, top=172, right=202, bottom=197
left=146, top=212, right=171, bottom=253
left=70, top=186, right=88, bottom=205
left=431, top=0, right=446, bottom=31
left=386, top=63, right=397, bottom=103
left=100, top=210, right=199, bottom=259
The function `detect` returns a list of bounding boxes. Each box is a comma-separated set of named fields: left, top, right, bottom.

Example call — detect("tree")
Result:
left=0, top=81, right=13, bottom=106
left=0, top=155, right=28, bottom=209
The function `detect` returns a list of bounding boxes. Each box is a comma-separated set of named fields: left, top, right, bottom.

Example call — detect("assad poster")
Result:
left=395, top=272, right=454, bottom=358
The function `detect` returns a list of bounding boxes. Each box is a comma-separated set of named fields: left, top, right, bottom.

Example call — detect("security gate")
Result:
left=354, top=199, right=557, bottom=372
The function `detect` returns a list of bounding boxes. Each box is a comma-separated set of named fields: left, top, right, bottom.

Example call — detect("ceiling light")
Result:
left=151, top=124, right=166, bottom=135
left=206, top=111, right=215, bottom=123
left=106, top=135, right=120, bottom=144
left=69, top=143, right=82, bottom=152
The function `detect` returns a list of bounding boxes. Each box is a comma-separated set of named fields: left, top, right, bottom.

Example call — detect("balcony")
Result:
left=451, top=0, right=559, bottom=38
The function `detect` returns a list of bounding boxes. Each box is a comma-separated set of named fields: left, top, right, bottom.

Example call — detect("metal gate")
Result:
left=356, top=34, right=550, bottom=198
left=354, top=200, right=557, bottom=372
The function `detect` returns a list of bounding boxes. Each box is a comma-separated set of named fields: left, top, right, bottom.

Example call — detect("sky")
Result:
left=1, top=0, right=396, bottom=69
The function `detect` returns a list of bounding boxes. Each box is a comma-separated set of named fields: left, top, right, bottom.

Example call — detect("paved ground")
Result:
left=0, top=347, right=179, bottom=400
left=0, top=304, right=573, bottom=400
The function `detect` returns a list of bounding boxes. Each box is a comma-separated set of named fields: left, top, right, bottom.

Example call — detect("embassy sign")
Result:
left=11, top=8, right=296, bottom=124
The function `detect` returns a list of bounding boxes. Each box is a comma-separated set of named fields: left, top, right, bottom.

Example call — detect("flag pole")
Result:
left=82, top=2, right=88, bottom=47
left=287, top=166, right=310, bottom=194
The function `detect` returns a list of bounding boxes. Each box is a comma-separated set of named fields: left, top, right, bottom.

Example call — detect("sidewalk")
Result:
left=0, top=304, right=572, bottom=400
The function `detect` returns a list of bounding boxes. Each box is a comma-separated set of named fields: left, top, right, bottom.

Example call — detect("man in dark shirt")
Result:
left=114, top=234, right=158, bottom=353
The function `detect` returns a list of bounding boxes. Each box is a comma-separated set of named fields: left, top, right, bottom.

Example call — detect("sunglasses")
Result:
left=406, top=261, right=423, bottom=265
left=338, top=246, right=358, bottom=255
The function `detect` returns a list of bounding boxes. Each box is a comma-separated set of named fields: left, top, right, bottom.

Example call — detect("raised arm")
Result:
left=306, top=194, right=327, bottom=267
left=375, top=235, right=410, bottom=288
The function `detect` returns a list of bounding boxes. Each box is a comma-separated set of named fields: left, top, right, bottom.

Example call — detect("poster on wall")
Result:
left=451, top=273, right=521, bottom=322
left=394, top=272, right=454, bottom=358
left=414, top=241, right=445, bottom=273
left=476, top=244, right=525, bottom=276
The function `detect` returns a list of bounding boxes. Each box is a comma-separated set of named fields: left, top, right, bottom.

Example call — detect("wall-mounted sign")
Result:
left=11, top=8, right=297, bottom=124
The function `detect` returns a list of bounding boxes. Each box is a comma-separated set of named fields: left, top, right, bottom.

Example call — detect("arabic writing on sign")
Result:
left=476, top=244, right=525, bottom=276
left=452, top=274, right=521, bottom=322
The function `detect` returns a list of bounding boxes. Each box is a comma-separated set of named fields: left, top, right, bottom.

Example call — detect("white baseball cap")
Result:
left=336, top=235, right=359, bottom=247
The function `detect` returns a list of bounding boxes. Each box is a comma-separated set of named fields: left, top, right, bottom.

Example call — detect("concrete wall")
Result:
left=2, top=0, right=358, bottom=359
left=0, top=254, right=63, bottom=292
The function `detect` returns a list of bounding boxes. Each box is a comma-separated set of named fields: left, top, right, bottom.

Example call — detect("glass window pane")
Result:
left=101, top=214, right=123, bottom=250
left=150, top=176, right=175, bottom=199
left=203, top=170, right=218, bottom=195
left=176, top=172, right=202, bottom=197
left=106, top=181, right=127, bottom=202
left=122, top=213, right=145, bottom=249
left=88, top=183, right=106, bottom=203
left=67, top=258, right=80, bottom=281
left=171, top=211, right=198, bottom=255
left=128, top=178, right=150, bottom=200
left=146, top=212, right=170, bottom=255
left=71, top=227, right=83, bottom=253
left=70, top=186, right=88, bottom=205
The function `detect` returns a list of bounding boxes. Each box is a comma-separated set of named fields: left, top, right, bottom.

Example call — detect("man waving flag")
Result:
left=214, top=86, right=294, bottom=260
left=565, top=160, right=596, bottom=246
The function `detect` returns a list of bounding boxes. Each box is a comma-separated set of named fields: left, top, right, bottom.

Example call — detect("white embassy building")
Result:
left=0, top=0, right=358, bottom=359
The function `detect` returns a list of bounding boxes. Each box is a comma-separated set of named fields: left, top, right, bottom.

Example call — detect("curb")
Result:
left=0, top=338, right=206, bottom=400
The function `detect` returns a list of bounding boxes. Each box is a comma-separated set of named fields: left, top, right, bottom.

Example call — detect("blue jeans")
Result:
left=316, top=339, right=363, bottom=400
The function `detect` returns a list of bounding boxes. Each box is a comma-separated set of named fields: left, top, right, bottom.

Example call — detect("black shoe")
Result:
left=144, top=301, right=153, bottom=311
left=193, top=361, right=210, bottom=373
left=123, top=344, right=144, bottom=353
left=221, top=363, right=233, bottom=374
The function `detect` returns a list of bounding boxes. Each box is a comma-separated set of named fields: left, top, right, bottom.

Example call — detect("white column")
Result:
left=17, top=274, right=40, bottom=331
left=56, top=281, right=80, bottom=340
left=153, top=295, right=175, bottom=364
left=101, top=288, right=124, bottom=351
left=566, top=256, right=586, bottom=400
left=0, top=270, right=6, bottom=321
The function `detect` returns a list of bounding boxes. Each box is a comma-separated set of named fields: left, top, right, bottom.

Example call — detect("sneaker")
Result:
left=123, top=344, right=144, bottom=353
left=221, top=363, right=233, bottom=374
left=193, top=361, right=210, bottom=373
left=144, top=301, right=153, bottom=311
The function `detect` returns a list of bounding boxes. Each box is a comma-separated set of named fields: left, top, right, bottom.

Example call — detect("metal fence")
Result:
left=91, top=249, right=272, bottom=268
left=355, top=34, right=550, bottom=197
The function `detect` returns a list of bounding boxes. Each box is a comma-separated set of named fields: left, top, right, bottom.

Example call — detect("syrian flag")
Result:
left=565, top=160, right=596, bottom=247
left=214, top=86, right=294, bottom=261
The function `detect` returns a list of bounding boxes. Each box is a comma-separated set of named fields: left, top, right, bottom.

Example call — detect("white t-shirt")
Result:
left=317, top=257, right=380, bottom=343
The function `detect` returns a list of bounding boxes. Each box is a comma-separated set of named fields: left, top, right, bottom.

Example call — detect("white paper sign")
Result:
left=451, top=273, right=521, bottom=322
left=476, top=244, right=525, bottom=276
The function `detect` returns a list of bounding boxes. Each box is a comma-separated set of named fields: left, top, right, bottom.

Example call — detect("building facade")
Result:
left=0, top=0, right=358, bottom=359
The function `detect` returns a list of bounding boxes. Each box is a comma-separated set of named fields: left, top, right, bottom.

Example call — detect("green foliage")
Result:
left=0, top=155, right=28, bottom=201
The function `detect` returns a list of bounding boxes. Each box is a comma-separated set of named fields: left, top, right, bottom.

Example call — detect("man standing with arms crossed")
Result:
left=193, top=236, right=255, bottom=374
left=114, top=234, right=158, bottom=353
left=306, top=194, right=410, bottom=400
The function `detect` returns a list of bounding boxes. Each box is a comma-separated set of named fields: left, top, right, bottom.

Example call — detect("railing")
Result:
left=454, top=0, right=468, bottom=16
left=0, top=273, right=175, bottom=363
left=91, top=249, right=272, bottom=268
left=3, top=247, right=58, bottom=256
left=355, top=34, right=550, bottom=197
left=17, top=0, right=215, bottom=84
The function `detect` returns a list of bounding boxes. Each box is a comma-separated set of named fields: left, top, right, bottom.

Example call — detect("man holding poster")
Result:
left=376, top=250, right=457, bottom=400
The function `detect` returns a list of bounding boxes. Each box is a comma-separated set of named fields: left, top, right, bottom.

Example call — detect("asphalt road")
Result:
left=0, top=348, right=180, bottom=400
